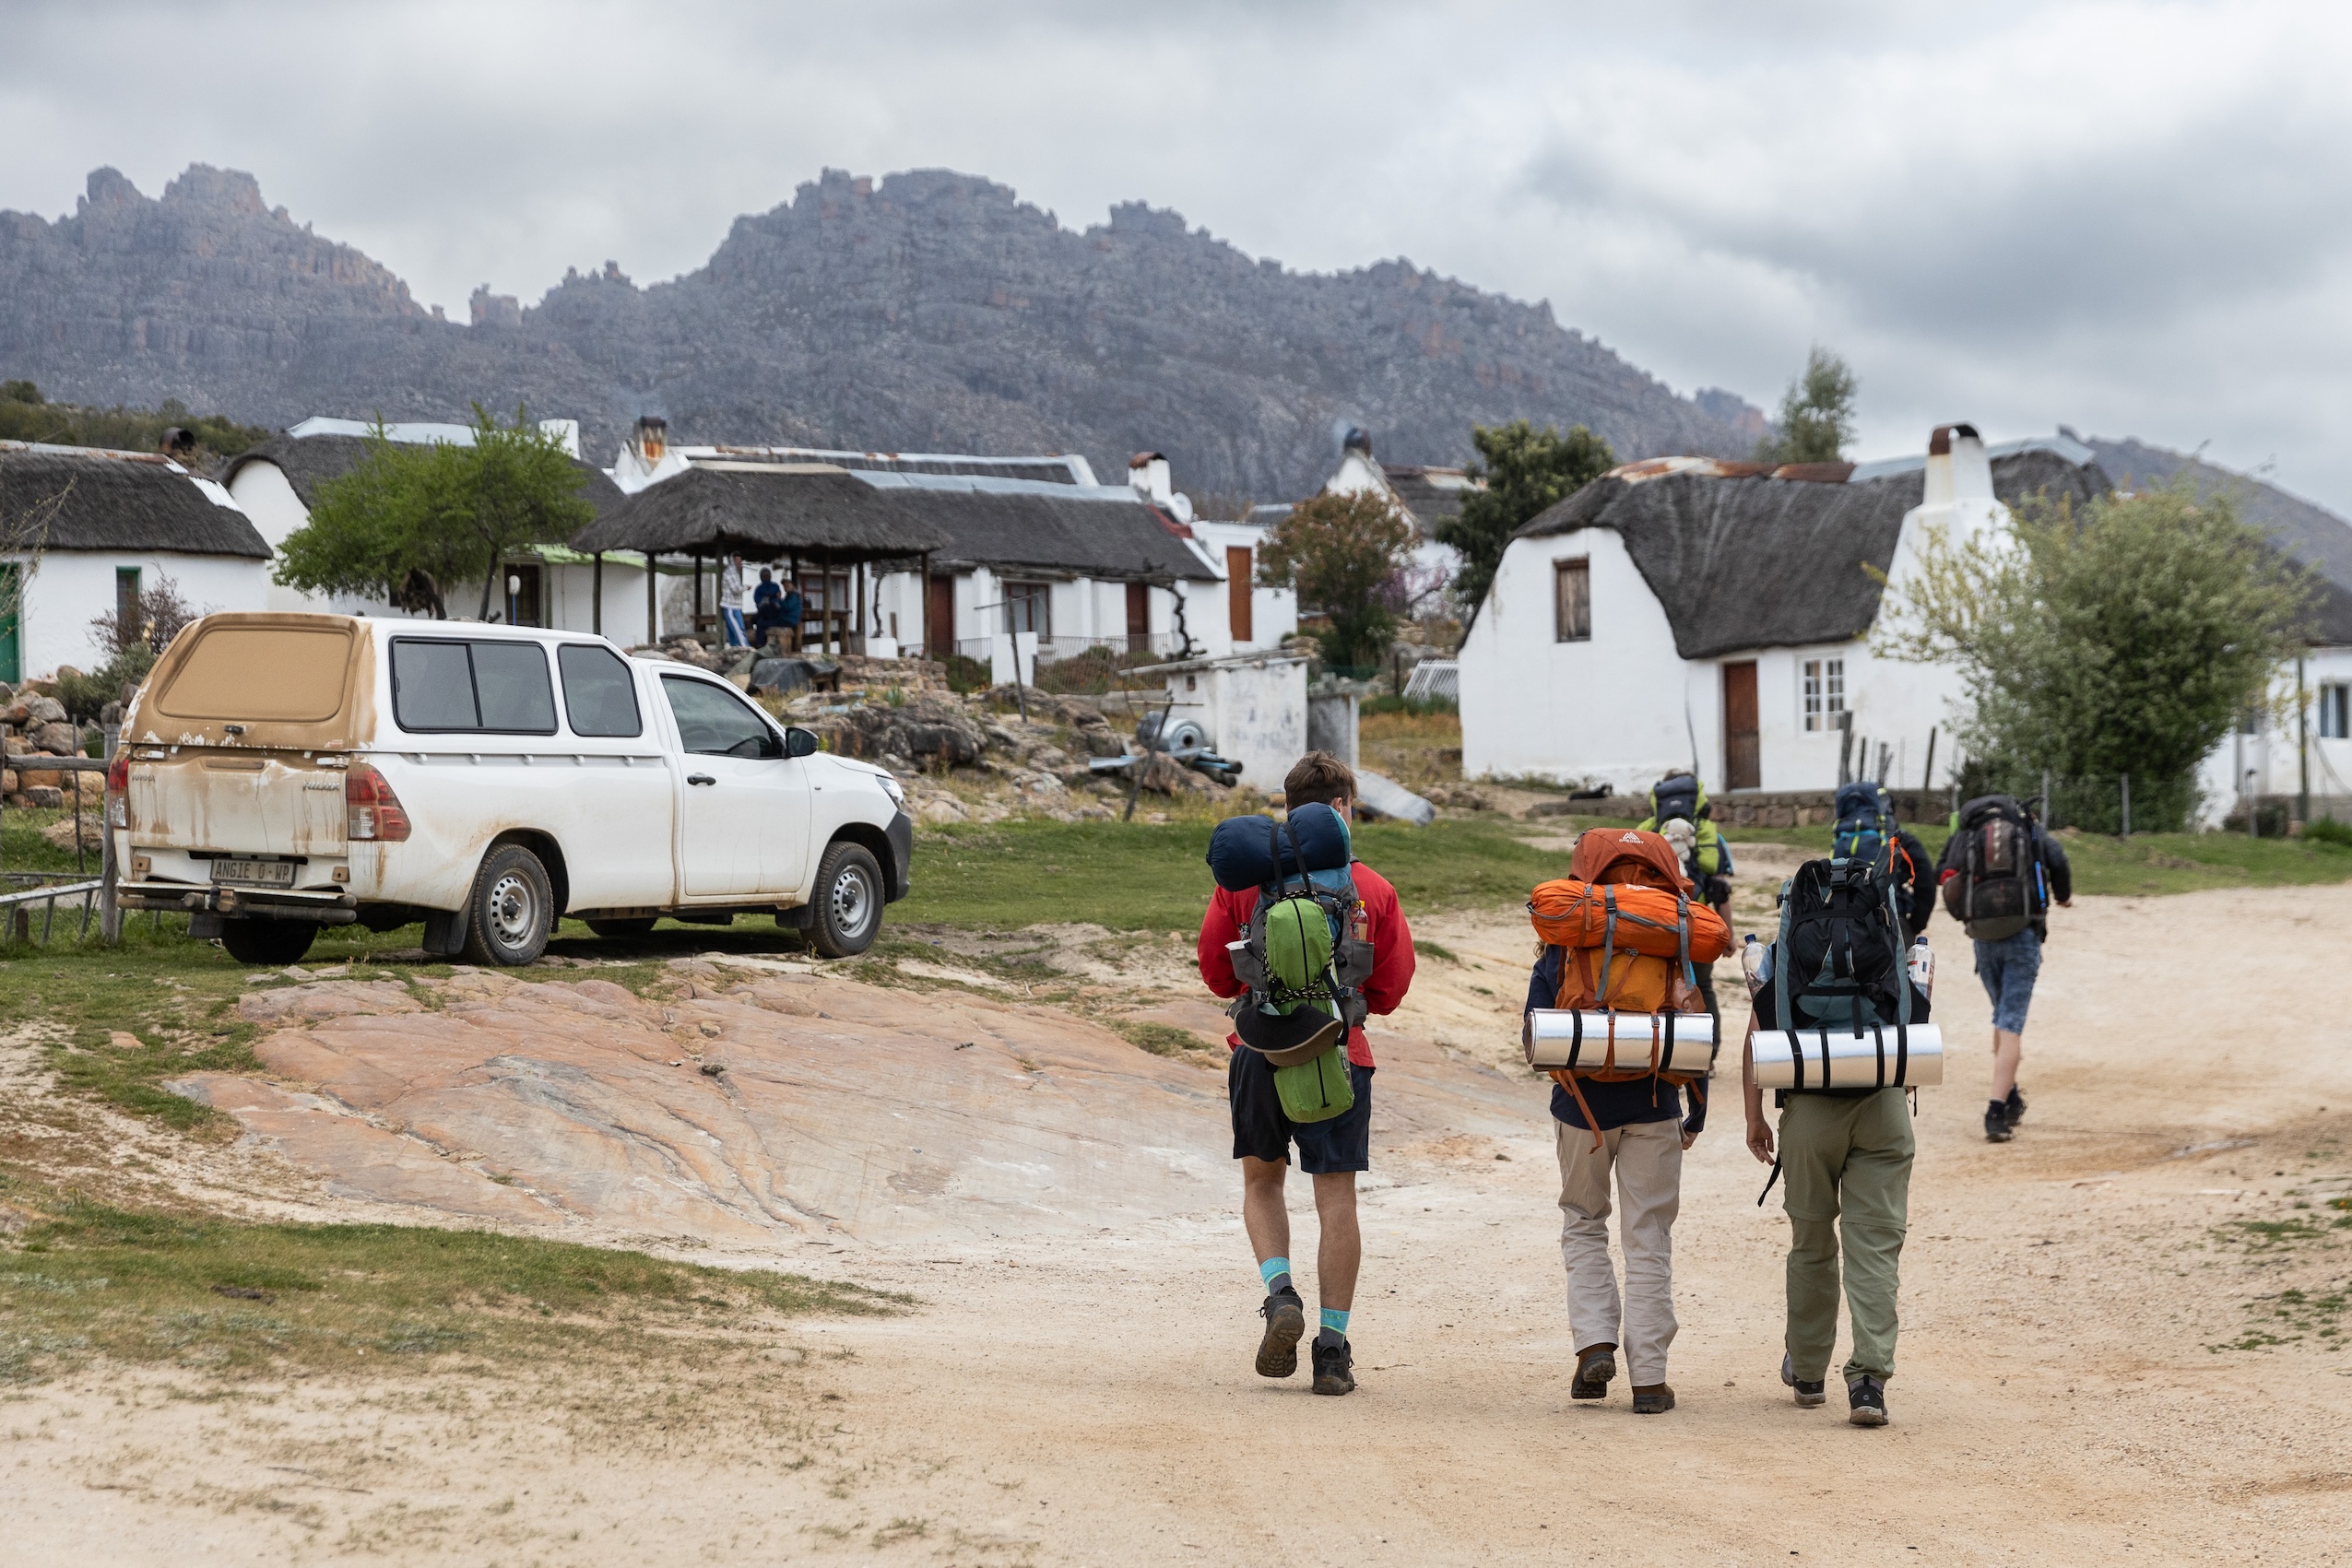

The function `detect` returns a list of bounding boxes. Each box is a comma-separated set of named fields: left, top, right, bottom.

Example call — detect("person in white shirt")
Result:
left=720, top=554, right=748, bottom=647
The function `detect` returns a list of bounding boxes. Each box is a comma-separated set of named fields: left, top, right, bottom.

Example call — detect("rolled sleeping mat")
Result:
left=1205, top=802, right=1352, bottom=891
left=1751, top=1022, right=1944, bottom=1090
left=1523, top=1010, right=1715, bottom=1075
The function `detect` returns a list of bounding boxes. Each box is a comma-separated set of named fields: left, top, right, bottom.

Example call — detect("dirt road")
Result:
left=6, top=878, right=2351, bottom=1563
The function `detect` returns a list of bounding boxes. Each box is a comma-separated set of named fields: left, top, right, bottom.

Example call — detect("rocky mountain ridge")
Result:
left=0, top=163, right=1752, bottom=499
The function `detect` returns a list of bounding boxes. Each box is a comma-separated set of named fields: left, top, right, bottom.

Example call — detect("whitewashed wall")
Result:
left=8, top=551, right=269, bottom=678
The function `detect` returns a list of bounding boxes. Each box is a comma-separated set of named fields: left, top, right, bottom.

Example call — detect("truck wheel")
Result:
left=585, top=916, right=657, bottom=937
left=809, top=841, right=883, bottom=958
left=219, top=919, right=317, bottom=966
left=462, top=844, right=554, bottom=966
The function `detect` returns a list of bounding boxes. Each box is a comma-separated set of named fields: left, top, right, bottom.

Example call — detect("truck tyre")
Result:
left=219, top=918, right=317, bottom=966
left=585, top=916, right=657, bottom=938
left=809, top=841, right=883, bottom=958
left=462, top=843, right=554, bottom=966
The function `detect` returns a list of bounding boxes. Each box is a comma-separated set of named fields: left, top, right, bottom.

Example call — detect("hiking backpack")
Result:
left=1526, top=829, right=1734, bottom=1139
left=1216, top=812, right=1376, bottom=1122
left=1831, top=781, right=1897, bottom=868
left=1649, top=772, right=1703, bottom=831
left=1940, top=795, right=2039, bottom=941
left=1769, top=856, right=1927, bottom=1038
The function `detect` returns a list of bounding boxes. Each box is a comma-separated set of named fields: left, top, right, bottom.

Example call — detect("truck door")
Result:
left=658, top=675, right=811, bottom=899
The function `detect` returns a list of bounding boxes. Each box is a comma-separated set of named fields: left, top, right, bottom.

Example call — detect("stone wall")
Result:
left=1531, top=788, right=1948, bottom=829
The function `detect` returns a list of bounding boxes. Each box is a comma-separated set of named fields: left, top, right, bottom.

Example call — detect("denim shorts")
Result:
left=1974, top=926, right=2043, bottom=1033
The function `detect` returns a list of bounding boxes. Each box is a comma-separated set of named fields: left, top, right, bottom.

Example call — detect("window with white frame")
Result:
left=2321, top=681, right=2350, bottom=740
left=1802, top=657, right=1846, bottom=732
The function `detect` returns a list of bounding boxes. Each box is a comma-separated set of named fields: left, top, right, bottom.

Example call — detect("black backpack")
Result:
left=1650, top=772, right=1702, bottom=827
left=1770, top=857, right=1923, bottom=1035
left=1942, top=795, right=2038, bottom=940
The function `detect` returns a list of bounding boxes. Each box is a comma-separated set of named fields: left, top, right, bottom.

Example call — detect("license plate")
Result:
left=211, top=859, right=296, bottom=888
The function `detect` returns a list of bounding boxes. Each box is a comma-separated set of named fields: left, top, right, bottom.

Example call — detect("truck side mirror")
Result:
left=785, top=726, right=820, bottom=759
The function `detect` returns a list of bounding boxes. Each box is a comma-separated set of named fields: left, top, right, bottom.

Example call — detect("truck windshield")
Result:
left=392, top=638, right=557, bottom=734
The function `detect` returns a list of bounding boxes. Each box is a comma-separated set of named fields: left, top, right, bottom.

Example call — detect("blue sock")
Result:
left=1259, top=1256, right=1294, bottom=1296
left=1318, top=1307, right=1350, bottom=1346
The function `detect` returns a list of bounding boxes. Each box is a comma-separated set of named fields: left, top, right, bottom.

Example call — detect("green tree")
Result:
left=1755, top=347, right=1858, bottom=466
left=1258, top=489, right=1415, bottom=668
left=1439, top=419, right=1615, bottom=630
left=277, top=405, right=594, bottom=620
left=1874, top=479, right=2316, bottom=780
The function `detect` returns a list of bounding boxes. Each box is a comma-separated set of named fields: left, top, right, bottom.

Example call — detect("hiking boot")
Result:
left=1781, top=1351, right=1826, bottom=1408
left=1255, top=1288, right=1305, bottom=1378
left=1847, top=1374, right=1888, bottom=1427
left=1310, top=1336, right=1356, bottom=1396
left=1570, top=1343, right=1617, bottom=1400
left=1984, top=1102, right=2015, bottom=1143
left=1631, top=1383, right=1675, bottom=1415
left=2003, top=1085, right=2027, bottom=1129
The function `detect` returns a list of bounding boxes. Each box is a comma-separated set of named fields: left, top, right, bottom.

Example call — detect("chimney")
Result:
left=1922, top=423, right=1992, bottom=509
left=159, top=427, right=197, bottom=461
left=632, top=415, right=668, bottom=466
left=1129, top=451, right=1173, bottom=506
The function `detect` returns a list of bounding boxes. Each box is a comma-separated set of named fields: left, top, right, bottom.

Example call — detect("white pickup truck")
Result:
left=110, top=613, right=914, bottom=967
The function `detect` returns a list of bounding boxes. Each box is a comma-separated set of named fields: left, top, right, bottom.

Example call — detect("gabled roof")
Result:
left=1514, top=449, right=2110, bottom=660
left=1382, top=465, right=1480, bottom=534
left=0, top=440, right=270, bottom=559
left=224, top=433, right=627, bottom=524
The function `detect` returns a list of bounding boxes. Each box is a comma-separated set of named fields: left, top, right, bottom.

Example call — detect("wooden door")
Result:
left=1723, top=660, right=1760, bottom=790
left=0, top=564, right=18, bottom=684
left=926, top=574, right=955, bottom=659
left=1126, top=581, right=1150, bottom=654
left=1225, top=547, right=1254, bottom=643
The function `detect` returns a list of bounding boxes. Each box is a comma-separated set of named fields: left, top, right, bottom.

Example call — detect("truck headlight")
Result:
left=880, top=774, right=906, bottom=810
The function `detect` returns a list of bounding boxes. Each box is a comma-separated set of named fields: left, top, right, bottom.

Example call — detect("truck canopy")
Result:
left=137, top=614, right=373, bottom=751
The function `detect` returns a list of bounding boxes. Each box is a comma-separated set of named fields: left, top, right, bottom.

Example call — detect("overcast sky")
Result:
left=6, top=0, right=2351, bottom=511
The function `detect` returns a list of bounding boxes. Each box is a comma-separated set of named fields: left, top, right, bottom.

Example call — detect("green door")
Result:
left=0, top=562, right=19, bottom=684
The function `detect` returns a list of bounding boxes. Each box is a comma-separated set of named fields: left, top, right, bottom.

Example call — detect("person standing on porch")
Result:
left=720, top=553, right=748, bottom=647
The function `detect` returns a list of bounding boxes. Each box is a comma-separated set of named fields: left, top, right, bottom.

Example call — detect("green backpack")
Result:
left=1259, top=895, right=1356, bottom=1124
left=1223, top=826, right=1373, bottom=1126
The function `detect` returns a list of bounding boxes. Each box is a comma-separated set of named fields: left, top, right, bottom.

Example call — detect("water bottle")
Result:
left=1907, top=936, right=1934, bottom=997
left=1741, top=933, right=1768, bottom=995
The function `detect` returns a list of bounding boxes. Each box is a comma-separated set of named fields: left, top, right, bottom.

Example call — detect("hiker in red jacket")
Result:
left=1197, top=752, right=1416, bottom=1397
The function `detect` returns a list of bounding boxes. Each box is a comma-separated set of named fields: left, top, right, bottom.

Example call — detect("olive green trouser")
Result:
left=1779, top=1088, right=1913, bottom=1385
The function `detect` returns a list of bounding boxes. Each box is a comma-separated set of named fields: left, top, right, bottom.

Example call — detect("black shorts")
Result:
left=1228, top=1048, right=1374, bottom=1173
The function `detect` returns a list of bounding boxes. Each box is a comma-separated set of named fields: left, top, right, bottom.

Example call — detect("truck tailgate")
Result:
left=127, top=749, right=348, bottom=855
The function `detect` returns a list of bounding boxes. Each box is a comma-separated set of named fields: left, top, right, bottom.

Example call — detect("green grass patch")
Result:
left=0, top=1197, right=905, bottom=1385
left=1415, top=938, right=1460, bottom=962
left=896, top=817, right=1574, bottom=933
left=1113, top=1020, right=1211, bottom=1057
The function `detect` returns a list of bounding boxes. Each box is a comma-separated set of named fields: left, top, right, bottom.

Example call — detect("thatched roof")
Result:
left=223, top=433, right=627, bottom=525
left=572, top=464, right=953, bottom=562
left=0, top=441, right=270, bottom=558
left=1515, top=448, right=2110, bottom=660
left=576, top=464, right=1219, bottom=581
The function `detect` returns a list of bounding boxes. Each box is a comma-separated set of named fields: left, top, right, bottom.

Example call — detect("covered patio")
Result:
left=572, top=463, right=952, bottom=654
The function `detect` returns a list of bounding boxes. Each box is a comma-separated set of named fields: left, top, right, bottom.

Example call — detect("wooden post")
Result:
left=592, top=551, right=604, bottom=636
left=856, top=560, right=868, bottom=642
left=919, top=550, right=931, bottom=657
left=692, top=553, right=704, bottom=643
left=645, top=552, right=658, bottom=643
left=820, top=547, right=832, bottom=654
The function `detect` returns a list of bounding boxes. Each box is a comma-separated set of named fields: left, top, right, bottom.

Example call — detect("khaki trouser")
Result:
left=1554, top=1116, right=1683, bottom=1385
left=1779, top=1088, right=1914, bottom=1385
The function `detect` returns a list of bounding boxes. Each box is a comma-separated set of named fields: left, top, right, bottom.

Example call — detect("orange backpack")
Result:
left=1527, top=829, right=1734, bottom=1138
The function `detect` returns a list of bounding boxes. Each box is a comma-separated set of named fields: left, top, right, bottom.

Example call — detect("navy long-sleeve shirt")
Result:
left=1527, top=945, right=1706, bottom=1135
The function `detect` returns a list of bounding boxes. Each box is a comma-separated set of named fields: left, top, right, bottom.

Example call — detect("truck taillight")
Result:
left=107, top=752, right=130, bottom=828
left=346, top=762, right=411, bottom=842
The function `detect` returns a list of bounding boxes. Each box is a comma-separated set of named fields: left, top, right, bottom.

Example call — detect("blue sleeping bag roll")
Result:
left=1206, top=802, right=1353, bottom=891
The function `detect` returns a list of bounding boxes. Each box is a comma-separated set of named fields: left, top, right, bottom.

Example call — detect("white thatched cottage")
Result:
left=0, top=440, right=271, bottom=681
left=1457, top=426, right=2109, bottom=796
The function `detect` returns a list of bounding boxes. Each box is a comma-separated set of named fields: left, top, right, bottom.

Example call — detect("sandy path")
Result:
left=7, top=881, right=2352, bottom=1562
